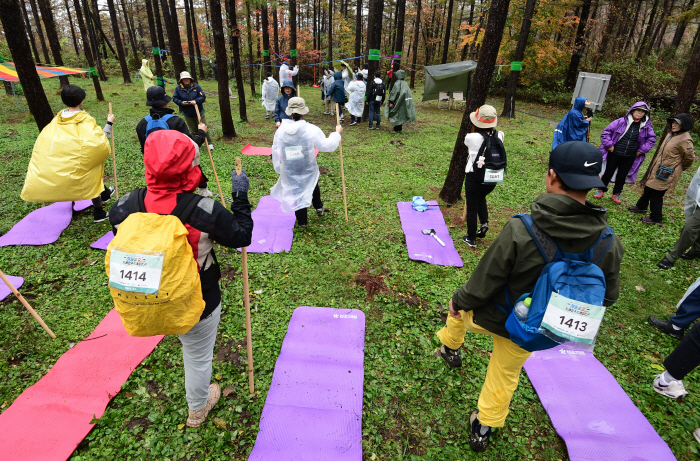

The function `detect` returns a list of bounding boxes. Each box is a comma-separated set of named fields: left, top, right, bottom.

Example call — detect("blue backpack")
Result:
left=494, top=214, right=614, bottom=352
left=144, top=114, right=176, bottom=138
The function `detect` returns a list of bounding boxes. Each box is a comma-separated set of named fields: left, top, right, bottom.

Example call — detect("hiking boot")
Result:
left=593, top=189, right=604, bottom=199
left=476, top=223, right=489, bottom=239
left=612, top=194, right=622, bottom=204
left=642, top=217, right=662, bottom=226
left=316, top=206, right=328, bottom=217
left=653, top=374, right=688, bottom=399
left=657, top=257, right=674, bottom=270
left=436, top=344, right=462, bottom=368
left=198, top=187, right=214, bottom=198
left=681, top=249, right=700, bottom=260
left=463, top=236, right=476, bottom=248
left=648, top=317, right=685, bottom=340
left=469, top=410, right=492, bottom=452
left=265, top=114, right=270, bottom=119
left=93, top=208, right=108, bottom=223
left=323, top=110, right=330, bottom=115
left=295, top=223, right=308, bottom=229
left=350, top=121, right=358, bottom=126
left=628, top=205, right=646, bottom=213
left=368, top=125, right=375, bottom=130
left=186, top=383, right=221, bottom=427
left=101, top=186, right=115, bottom=203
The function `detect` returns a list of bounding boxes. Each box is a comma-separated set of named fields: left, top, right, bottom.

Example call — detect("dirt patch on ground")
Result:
left=354, top=268, right=390, bottom=299
left=215, top=340, right=245, bottom=364
left=319, top=167, right=331, bottom=175
left=221, top=267, right=239, bottom=282
left=126, top=417, right=151, bottom=431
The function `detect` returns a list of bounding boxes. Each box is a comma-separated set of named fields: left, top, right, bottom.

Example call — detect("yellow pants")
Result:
left=437, top=310, right=531, bottom=427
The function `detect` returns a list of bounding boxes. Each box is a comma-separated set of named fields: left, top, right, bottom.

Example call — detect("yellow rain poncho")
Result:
left=140, top=59, right=154, bottom=91
left=21, top=111, right=111, bottom=202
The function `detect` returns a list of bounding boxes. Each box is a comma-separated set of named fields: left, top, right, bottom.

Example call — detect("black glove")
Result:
left=231, top=168, right=250, bottom=194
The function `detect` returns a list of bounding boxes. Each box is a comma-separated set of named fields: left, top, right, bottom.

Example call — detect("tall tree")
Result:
left=189, top=0, right=205, bottom=79
left=209, top=0, right=236, bottom=137
left=152, top=0, right=167, bottom=67
left=1, top=0, right=54, bottom=130
left=262, top=2, right=272, bottom=76
left=440, top=0, right=511, bottom=204
left=28, top=0, right=51, bottom=63
left=637, top=0, right=661, bottom=59
left=290, top=0, right=297, bottom=70
left=502, top=0, right=536, bottom=117
left=64, top=0, right=80, bottom=54
left=106, top=0, right=132, bottom=83
left=273, top=2, right=279, bottom=64
left=410, top=0, right=421, bottom=89
left=327, top=0, right=332, bottom=62
left=21, top=0, right=42, bottom=62
left=144, top=0, right=164, bottom=85
left=355, top=0, right=362, bottom=66
left=565, top=0, right=591, bottom=89
left=671, top=0, right=695, bottom=50
left=36, top=0, right=69, bottom=86
left=391, top=0, right=406, bottom=88
left=673, top=39, right=700, bottom=114
left=83, top=0, right=107, bottom=81
left=120, top=0, right=140, bottom=66
left=441, top=0, right=454, bottom=63
left=160, top=0, right=186, bottom=77
left=227, top=0, right=248, bottom=121
left=183, top=0, right=198, bottom=79
left=72, top=0, right=103, bottom=100
left=245, top=0, right=256, bottom=95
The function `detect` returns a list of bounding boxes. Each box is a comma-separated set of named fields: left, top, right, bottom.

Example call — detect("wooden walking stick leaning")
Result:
left=194, top=104, right=225, bottom=202
left=0, top=269, right=56, bottom=339
left=235, top=157, right=255, bottom=394
left=109, top=102, right=119, bottom=199
left=335, top=103, right=349, bottom=223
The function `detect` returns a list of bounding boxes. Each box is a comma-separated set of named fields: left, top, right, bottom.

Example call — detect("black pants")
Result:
left=198, top=165, right=209, bottom=189
left=393, top=125, right=403, bottom=132
left=664, top=321, right=700, bottom=380
left=294, top=183, right=323, bottom=226
left=636, top=186, right=667, bottom=222
left=601, top=154, right=636, bottom=195
left=465, top=180, right=496, bottom=240
left=90, top=184, right=110, bottom=213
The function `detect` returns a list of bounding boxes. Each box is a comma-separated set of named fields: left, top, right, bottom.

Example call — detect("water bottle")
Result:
left=514, top=297, right=532, bottom=322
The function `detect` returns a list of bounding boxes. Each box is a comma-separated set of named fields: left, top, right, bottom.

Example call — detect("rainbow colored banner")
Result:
left=0, top=62, right=89, bottom=82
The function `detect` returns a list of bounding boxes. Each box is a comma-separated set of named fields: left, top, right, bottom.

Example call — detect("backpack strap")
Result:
left=170, top=193, right=204, bottom=224
left=161, top=113, right=176, bottom=123
left=144, top=115, right=153, bottom=123
left=516, top=214, right=559, bottom=264
left=591, top=225, right=614, bottom=264
left=128, top=188, right=147, bottom=213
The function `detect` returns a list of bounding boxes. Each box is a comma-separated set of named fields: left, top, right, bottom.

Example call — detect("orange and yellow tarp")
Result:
left=0, top=62, right=88, bottom=82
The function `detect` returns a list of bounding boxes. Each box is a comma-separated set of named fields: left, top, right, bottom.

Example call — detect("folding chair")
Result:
left=438, top=92, right=450, bottom=109
left=452, top=92, right=466, bottom=110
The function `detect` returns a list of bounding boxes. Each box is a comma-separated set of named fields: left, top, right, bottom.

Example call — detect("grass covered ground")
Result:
left=1, top=76, right=700, bottom=460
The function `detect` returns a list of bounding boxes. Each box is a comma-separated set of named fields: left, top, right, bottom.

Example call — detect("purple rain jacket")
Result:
left=600, top=101, right=657, bottom=184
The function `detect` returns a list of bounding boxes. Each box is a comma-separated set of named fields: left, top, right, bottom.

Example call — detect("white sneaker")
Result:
left=653, top=374, right=688, bottom=399
left=694, top=428, right=700, bottom=444
left=208, top=144, right=214, bottom=151
left=186, top=383, right=221, bottom=427
left=198, top=187, right=214, bottom=198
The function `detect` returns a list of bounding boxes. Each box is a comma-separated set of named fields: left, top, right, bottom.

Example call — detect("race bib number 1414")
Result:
left=109, top=248, right=165, bottom=294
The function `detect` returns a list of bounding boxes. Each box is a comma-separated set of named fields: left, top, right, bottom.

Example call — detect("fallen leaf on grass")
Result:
left=124, top=392, right=134, bottom=398
left=223, top=385, right=236, bottom=397
left=635, top=286, right=646, bottom=291
left=651, top=364, right=665, bottom=371
left=177, top=423, right=185, bottom=430
left=212, top=417, right=227, bottom=429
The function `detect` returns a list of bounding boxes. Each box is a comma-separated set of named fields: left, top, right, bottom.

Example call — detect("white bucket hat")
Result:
left=469, top=104, right=498, bottom=129
left=179, top=71, right=193, bottom=83
left=285, top=97, right=310, bottom=116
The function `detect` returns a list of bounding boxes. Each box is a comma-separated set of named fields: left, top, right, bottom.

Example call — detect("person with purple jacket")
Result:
left=593, top=102, right=656, bottom=203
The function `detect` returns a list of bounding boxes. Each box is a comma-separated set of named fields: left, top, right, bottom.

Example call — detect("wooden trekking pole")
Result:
left=235, top=157, right=255, bottom=394
left=0, top=269, right=56, bottom=339
left=335, top=103, right=349, bottom=222
left=108, top=102, right=119, bottom=199
left=194, top=104, right=225, bottom=202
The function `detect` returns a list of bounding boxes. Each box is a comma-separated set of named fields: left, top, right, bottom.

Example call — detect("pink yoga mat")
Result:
left=239, top=196, right=295, bottom=254
left=396, top=201, right=463, bottom=267
left=0, top=202, right=73, bottom=247
left=0, top=275, right=24, bottom=301
left=90, top=231, right=114, bottom=250
left=0, top=310, right=163, bottom=461
left=524, top=344, right=676, bottom=461
left=241, top=143, right=319, bottom=157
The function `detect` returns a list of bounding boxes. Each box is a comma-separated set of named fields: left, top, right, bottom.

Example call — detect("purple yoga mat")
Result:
left=73, top=200, right=93, bottom=212
left=90, top=231, right=114, bottom=250
left=239, top=196, right=295, bottom=254
left=396, top=201, right=463, bottom=267
left=0, top=202, right=73, bottom=248
left=524, top=344, right=676, bottom=461
left=249, top=306, right=365, bottom=461
left=0, top=276, right=24, bottom=302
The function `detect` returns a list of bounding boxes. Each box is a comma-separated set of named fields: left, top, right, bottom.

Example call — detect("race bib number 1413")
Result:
left=109, top=248, right=164, bottom=294
left=540, top=292, right=606, bottom=344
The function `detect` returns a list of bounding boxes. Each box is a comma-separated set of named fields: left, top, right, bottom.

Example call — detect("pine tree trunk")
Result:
left=152, top=0, right=167, bottom=68
left=159, top=0, right=185, bottom=77
left=327, top=0, right=332, bottom=62
left=410, top=0, right=421, bottom=89
left=390, top=0, right=405, bottom=89
left=209, top=0, right=236, bottom=137
left=28, top=0, right=51, bottom=63
left=189, top=0, right=205, bottom=79
left=623, top=0, right=644, bottom=51
left=106, top=0, right=132, bottom=83
left=671, top=0, right=695, bottom=50
left=204, top=0, right=211, bottom=47
left=36, top=0, right=69, bottom=86
left=144, top=0, right=164, bottom=84
left=564, top=0, right=591, bottom=89
left=72, top=0, right=103, bottom=99
left=650, top=0, right=672, bottom=51
left=0, top=0, right=54, bottom=130
left=273, top=4, right=279, bottom=64
left=441, top=0, right=454, bottom=63
left=290, top=0, right=297, bottom=72
left=227, top=0, right=248, bottom=121
left=355, top=0, right=362, bottom=66
left=64, top=0, right=80, bottom=54
left=120, top=0, right=140, bottom=66
left=502, top=0, right=536, bottom=117
left=440, top=0, right=511, bottom=204
left=83, top=0, right=106, bottom=81
left=21, top=0, right=42, bottom=62
left=262, top=3, right=271, bottom=76
left=184, top=0, right=197, bottom=79
left=637, top=0, right=661, bottom=59
left=245, top=0, right=256, bottom=95
left=674, top=39, right=700, bottom=113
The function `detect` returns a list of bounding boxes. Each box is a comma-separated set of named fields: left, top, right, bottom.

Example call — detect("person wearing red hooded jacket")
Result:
left=108, top=131, right=253, bottom=427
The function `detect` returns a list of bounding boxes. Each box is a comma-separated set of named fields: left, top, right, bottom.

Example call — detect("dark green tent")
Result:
left=422, top=60, right=477, bottom=102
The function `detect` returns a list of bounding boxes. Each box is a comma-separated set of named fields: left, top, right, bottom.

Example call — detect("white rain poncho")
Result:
left=261, top=77, right=280, bottom=111
left=685, top=165, right=700, bottom=220
left=270, top=120, right=341, bottom=212
left=323, top=74, right=334, bottom=100
left=347, top=79, right=366, bottom=117
left=279, top=63, right=298, bottom=83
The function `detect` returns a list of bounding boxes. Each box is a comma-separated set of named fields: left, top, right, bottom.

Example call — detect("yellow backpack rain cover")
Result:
left=105, top=194, right=205, bottom=336
left=21, top=110, right=111, bottom=203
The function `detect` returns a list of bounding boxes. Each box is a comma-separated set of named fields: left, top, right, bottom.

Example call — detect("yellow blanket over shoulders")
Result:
left=21, top=110, right=111, bottom=202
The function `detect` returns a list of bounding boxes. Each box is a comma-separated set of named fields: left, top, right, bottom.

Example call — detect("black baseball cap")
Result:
left=146, top=86, right=172, bottom=107
left=549, top=141, right=606, bottom=191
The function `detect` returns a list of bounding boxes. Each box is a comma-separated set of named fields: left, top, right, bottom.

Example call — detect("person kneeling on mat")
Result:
left=108, top=131, right=253, bottom=427
left=435, top=141, right=623, bottom=452
left=270, top=97, right=342, bottom=228
left=21, top=85, right=115, bottom=223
